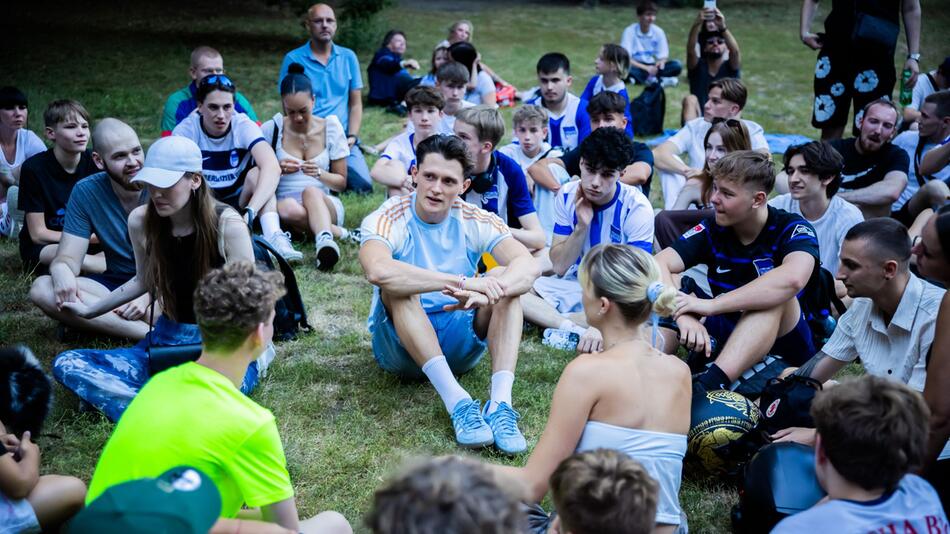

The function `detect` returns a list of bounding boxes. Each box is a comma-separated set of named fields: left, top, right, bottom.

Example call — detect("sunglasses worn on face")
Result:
left=706, top=38, right=725, bottom=45
left=199, top=74, right=235, bottom=91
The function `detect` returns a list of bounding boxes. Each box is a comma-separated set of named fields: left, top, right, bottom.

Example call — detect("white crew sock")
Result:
left=422, top=356, right=471, bottom=413
left=559, top=319, right=586, bottom=335
left=260, top=212, right=282, bottom=237
left=486, top=370, right=515, bottom=415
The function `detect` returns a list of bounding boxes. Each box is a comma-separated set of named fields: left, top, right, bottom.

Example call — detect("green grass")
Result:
left=2, top=1, right=949, bottom=532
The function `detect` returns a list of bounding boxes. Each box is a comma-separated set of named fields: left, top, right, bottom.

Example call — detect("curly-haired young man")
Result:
left=521, top=126, right=655, bottom=353
left=86, top=262, right=350, bottom=534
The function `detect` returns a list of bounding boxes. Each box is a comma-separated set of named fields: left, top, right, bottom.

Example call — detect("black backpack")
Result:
left=252, top=236, right=313, bottom=341
left=630, top=83, right=665, bottom=136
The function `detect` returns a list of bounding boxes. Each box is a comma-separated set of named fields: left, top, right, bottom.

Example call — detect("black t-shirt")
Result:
left=688, top=58, right=740, bottom=110
left=559, top=140, right=655, bottom=197
left=671, top=206, right=821, bottom=300
left=829, top=138, right=908, bottom=191
left=18, top=148, right=97, bottom=243
left=824, top=0, right=900, bottom=46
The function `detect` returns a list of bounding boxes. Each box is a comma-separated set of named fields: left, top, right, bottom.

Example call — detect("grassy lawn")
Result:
left=2, top=1, right=948, bottom=532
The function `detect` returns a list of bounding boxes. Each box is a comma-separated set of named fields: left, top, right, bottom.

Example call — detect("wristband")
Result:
left=458, top=275, right=467, bottom=291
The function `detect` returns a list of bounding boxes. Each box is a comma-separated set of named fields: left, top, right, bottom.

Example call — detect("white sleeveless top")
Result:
left=261, top=113, right=349, bottom=199
left=575, top=421, right=687, bottom=526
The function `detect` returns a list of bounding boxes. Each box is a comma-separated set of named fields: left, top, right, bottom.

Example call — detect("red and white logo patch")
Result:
left=682, top=223, right=706, bottom=239
left=766, top=398, right=781, bottom=418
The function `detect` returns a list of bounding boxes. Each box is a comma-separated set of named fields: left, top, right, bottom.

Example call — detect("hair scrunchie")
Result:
left=647, top=281, right=665, bottom=303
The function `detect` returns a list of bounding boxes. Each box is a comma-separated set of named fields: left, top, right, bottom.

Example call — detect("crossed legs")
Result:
left=30, top=275, right=150, bottom=340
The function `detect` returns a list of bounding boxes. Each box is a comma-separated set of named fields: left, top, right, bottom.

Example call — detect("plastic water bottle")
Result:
left=900, top=68, right=913, bottom=106
left=542, top=328, right=580, bottom=352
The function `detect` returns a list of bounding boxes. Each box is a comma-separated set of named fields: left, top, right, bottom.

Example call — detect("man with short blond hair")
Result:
left=160, top=46, right=258, bottom=137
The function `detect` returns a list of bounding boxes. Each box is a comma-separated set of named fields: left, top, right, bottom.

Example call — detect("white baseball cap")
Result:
left=131, top=136, right=203, bottom=188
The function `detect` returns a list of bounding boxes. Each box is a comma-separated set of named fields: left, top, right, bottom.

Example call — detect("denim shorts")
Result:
left=369, top=299, right=487, bottom=380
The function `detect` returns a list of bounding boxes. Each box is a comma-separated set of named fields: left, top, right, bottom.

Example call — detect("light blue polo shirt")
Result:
left=278, top=42, right=363, bottom=133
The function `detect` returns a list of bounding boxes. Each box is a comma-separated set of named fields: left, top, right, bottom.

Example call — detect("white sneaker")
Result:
left=267, top=231, right=303, bottom=262
left=661, top=76, right=679, bottom=88
left=314, top=236, right=340, bottom=272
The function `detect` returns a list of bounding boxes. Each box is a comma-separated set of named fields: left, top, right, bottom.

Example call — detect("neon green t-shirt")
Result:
left=87, top=362, right=294, bottom=517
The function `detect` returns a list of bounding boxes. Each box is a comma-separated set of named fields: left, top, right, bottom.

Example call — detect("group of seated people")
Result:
left=2, top=0, right=950, bottom=532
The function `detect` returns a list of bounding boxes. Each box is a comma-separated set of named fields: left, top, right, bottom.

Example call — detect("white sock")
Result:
left=316, top=230, right=333, bottom=243
left=559, top=319, right=585, bottom=335
left=421, top=356, right=471, bottom=413
left=260, top=212, right=282, bottom=237
left=487, top=370, right=514, bottom=415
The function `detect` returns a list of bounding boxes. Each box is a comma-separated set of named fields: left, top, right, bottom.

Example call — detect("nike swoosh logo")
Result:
left=716, top=266, right=731, bottom=274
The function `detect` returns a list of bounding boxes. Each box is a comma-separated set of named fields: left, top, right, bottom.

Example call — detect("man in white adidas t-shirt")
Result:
left=523, top=53, right=590, bottom=152
left=172, top=74, right=301, bottom=261
left=653, top=78, right=768, bottom=209
left=359, top=134, right=540, bottom=454
left=772, top=376, right=947, bottom=534
left=521, top=128, right=654, bottom=353
left=371, top=86, right=443, bottom=197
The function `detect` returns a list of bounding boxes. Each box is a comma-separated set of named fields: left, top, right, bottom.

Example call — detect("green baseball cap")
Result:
left=69, top=466, right=221, bottom=534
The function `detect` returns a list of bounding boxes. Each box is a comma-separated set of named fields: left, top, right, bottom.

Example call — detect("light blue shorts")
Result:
left=370, top=299, right=487, bottom=380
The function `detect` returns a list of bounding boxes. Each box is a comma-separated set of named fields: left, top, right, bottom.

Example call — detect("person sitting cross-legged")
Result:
left=29, top=118, right=152, bottom=341
left=85, top=262, right=351, bottom=534
left=656, top=151, right=824, bottom=391
left=521, top=127, right=654, bottom=352
left=358, top=134, right=540, bottom=454
left=53, top=136, right=266, bottom=421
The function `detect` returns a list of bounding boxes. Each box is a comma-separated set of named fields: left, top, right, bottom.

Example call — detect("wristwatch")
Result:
left=908, top=53, right=921, bottom=62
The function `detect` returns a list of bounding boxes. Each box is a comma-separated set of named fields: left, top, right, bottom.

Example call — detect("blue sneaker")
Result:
left=450, top=399, right=494, bottom=448
left=483, top=402, right=527, bottom=455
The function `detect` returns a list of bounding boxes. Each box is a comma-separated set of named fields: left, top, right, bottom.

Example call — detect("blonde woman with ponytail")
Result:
left=489, top=243, right=692, bottom=533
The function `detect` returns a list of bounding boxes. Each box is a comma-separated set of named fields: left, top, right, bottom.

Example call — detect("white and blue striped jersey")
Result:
left=524, top=92, right=590, bottom=151
left=380, top=132, right=417, bottom=174
left=553, top=180, right=654, bottom=279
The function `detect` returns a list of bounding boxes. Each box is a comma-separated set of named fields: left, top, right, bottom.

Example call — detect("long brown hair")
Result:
left=141, top=172, right=223, bottom=322
left=699, top=119, right=752, bottom=205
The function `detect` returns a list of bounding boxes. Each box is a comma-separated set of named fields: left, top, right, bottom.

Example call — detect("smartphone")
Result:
left=703, top=0, right=716, bottom=19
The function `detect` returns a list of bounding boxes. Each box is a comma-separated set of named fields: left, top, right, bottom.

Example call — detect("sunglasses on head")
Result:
left=711, top=117, right=741, bottom=127
left=199, top=74, right=235, bottom=90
